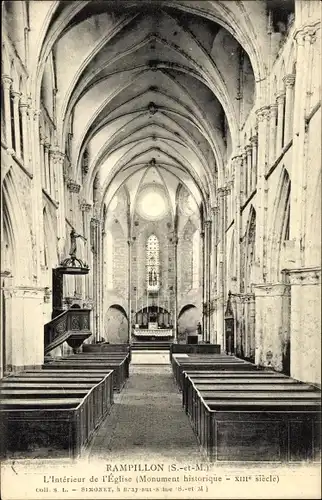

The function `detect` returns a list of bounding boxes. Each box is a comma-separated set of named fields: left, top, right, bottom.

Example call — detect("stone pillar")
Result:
left=233, top=295, right=244, bottom=357
left=29, top=107, right=45, bottom=279
left=44, top=141, right=51, bottom=194
left=250, top=135, right=258, bottom=192
left=204, top=219, right=212, bottom=342
left=241, top=151, right=247, bottom=202
left=268, top=103, right=277, bottom=166
left=246, top=144, right=252, bottom=196
left=4, top=286, right=45, bottom=371
left=67, top=179, right=81, bottom=226
left=11, top=91, right=21, bottom=158
left=19, top=99, right=30, bottom=168
left=91, top=217, right=101, bottom=342
left=127, top=239, right=133, bottom=343
left=217, top=187, right=229, bottom=350
left=255, top=106, right=270, bottom=280
left=254, top=283, right=290, bottom=371
left=39, top=132, right=46, bottom=188
left=287, top=267, right=321, bottom=385
left=283, top=74, right=296, bottom=143
left=173, top=236, right=179, bottom=342
left=276, top=92, right=285, bottom=153
left=2, top=76, right=13, bottom=149
left=51, top=150, right=66, bottom=258
left=210, top=205, right=219, bottom=344
left=291, top=26, right=317, bottom=264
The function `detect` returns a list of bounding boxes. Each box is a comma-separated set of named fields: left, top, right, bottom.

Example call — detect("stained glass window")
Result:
left=146, top=234, right=160, bottom=290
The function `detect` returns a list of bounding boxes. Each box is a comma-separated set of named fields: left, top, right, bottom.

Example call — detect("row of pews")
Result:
left=0, top=345, right=131, bottom=459
left=171, top=349, right=321, bottom=463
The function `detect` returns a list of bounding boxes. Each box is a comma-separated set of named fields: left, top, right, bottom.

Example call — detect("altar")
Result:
left=133, top=328, right=173, bottom=338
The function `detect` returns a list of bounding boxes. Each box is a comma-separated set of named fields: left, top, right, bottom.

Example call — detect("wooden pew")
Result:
left=181, top=371, right=321, bottom=462
left=171, top=354, right=256, bottom=391
left=200, top=396, right=321, bottom=462
left=43, top=356, right=129, bottom=392
left=0, top=370, right=114, bottom=459
left=82, top=343, right=131, bottom=361
left=170, top=343, right=221, bottom=361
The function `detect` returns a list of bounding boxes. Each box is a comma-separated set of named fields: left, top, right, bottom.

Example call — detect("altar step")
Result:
left=131, top=341, right=173, bottom=351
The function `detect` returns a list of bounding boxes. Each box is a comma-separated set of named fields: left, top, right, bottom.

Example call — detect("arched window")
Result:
left=146, top=234, right=160, bottom=290
left=105, top=231, right=113, bottom=290
left=192, top=230, right=200, bottom=288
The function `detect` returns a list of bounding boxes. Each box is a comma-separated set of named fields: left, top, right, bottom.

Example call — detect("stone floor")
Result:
left=87, top=363, right=204, bottom=462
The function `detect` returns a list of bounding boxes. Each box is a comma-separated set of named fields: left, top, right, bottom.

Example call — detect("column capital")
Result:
left=67, top=179, right=81, bottom=193
left=51, top=150, right=65, bottom=164
left=276, top=92, right=286, bottom=105
left=253, top=283, right=290, bottom=297
left=2, top=75, right=12, bottom=88
left=294, top=23, right=319, bottom=45
left=282, top=267, right=321, bottom=285
left=211, top=205, right=219, bottom=216
left=217, top=186, right=230, bottom=197
left=11, top=90, right=21, bottom=102
left=269, top=103, right=278, bottom=117
left=19, top=99, right=29, bottom=111
left=283, top=74, right=296, bottom=88
left=231, top=154, right=243, bottom=168
left=79, top=199, right=92, bottom=212
left=255, top=105, right=270, bottom=122
left=91, top=217, right=101, bottom=228
left=250, top=135, right=258, bottom=146
left=245, top=144, right=252, bottom=154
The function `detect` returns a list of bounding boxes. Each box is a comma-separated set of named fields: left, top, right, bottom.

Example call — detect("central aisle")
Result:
left=88, top=361, right=203, bottom=462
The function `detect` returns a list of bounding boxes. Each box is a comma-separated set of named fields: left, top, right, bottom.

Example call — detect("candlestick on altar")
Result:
left=135, top=286, right=138, bottom=314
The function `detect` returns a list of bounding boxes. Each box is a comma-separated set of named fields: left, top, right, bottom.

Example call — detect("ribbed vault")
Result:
left=34, top=0, right=264, bottom=215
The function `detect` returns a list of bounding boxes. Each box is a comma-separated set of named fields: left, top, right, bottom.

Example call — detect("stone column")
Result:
left=276, top=92, right=285, bottom=153
left=287, top=267, right=321, bottom=385
left=210, top=205, right=219, bottom=344
left=2, top=76, right=13, bottom=149
left=19, top=99, right=30, bottom=168
left=29, top=107, right=45, bottom=279
left=255, top=106, right=270, bottom=280
left=80, top=201, right=92, bottom=300
left=291, top=27, right=316, bottom=264
left=204, top=219, right=212, bottom=342
left=91, top=217, right=101, bottom=342
left=11, top=91, right=21, bottom=158
left=241, top=151, right=247, bottom=202
left=67, top=179, right=81, bottom=226
left=39, top=131, right=46, bottom=188
left=268, top=103, right=277, bottom=166
left=127, top=239, right=133, bottom=343
left=51, top=150, right=66, bottom=258
left=250, top=135, right=258, bottom=192
left=232, top=155, right=243, bottom=293
left=44, top=141, right=51, bottom=193
left=253, top=283, right=290, bottom=371
left=173, top=236, right=179, bottom=342
left=4, top=286, right=45, bottom=371
left=246, top=144, right=252, bottom=196
left=283, top=74, right=296, bottom=143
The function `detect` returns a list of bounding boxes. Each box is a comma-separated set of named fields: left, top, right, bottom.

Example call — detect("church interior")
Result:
left=1, top=0, right=321, bottom=469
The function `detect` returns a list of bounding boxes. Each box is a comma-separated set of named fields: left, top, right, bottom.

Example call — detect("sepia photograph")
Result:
left=0, top=0, right=321, bottom=499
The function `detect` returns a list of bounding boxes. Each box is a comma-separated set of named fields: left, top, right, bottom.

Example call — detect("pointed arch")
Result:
left=1, top=170, right=33, bottom=284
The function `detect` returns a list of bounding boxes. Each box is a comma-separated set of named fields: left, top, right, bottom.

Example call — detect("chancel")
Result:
left=0, top=0, right=321, bottom=477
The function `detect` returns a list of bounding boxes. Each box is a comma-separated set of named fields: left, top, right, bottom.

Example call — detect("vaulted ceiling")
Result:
left=36, top=1, right=268, bottom=217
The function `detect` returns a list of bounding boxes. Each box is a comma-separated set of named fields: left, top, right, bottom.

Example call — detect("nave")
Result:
left=87, top=361, right=202, bottom=462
